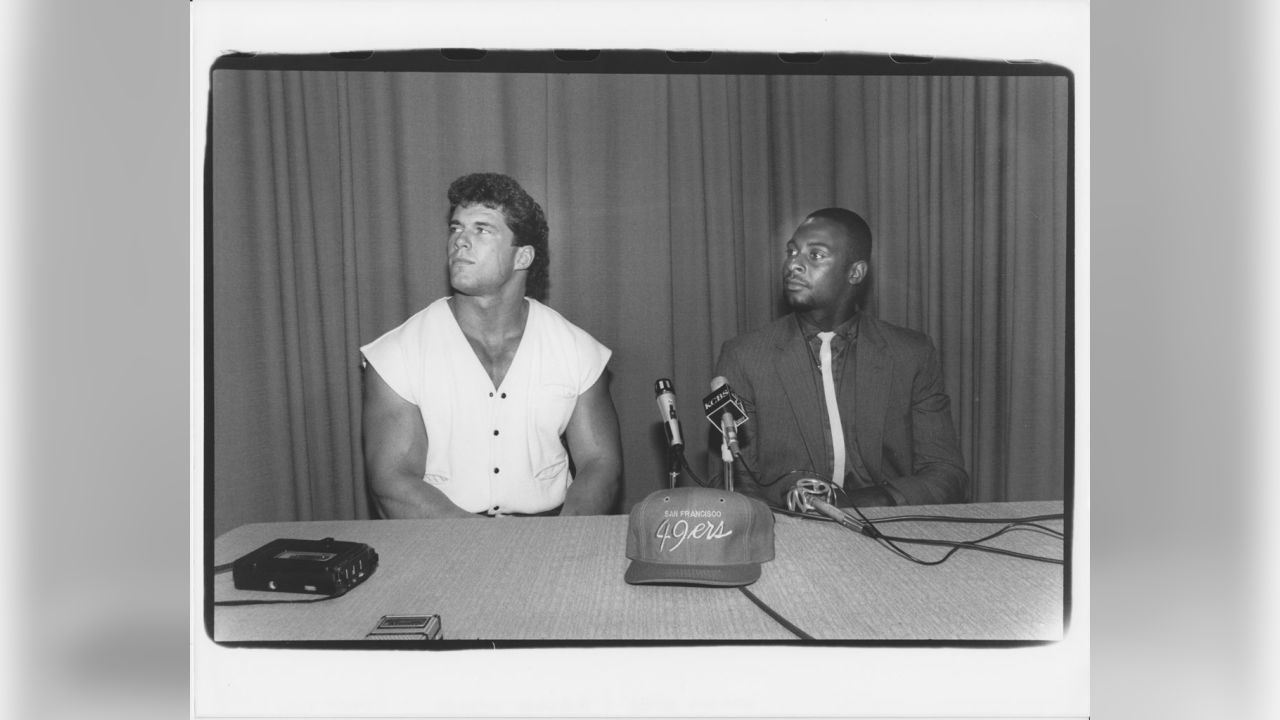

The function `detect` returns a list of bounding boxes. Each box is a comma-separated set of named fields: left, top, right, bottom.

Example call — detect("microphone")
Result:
left=703, top=377, right=747, bottom=452
left=720, top=407, right=737, bottom=450
left=654, top=379, right=684, bottom=450
left=704, top=377, right=748, bottom=492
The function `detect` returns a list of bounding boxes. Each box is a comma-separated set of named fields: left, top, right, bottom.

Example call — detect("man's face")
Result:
left=447, top=203, right=529, bottom=296
left=781, top=217, right=864, bottom=311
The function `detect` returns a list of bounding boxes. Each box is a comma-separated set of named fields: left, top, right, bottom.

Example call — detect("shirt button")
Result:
left=493, top=429, right=500, bottom=436
left=493, top=467, right=500, bottom=474
left=500, top=392, right=507, bottom=399
left=488, top=392, right=494, bottom=397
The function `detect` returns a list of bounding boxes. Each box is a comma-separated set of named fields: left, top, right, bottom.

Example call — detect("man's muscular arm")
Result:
left=362, top=365, right=478, bottom=519
left=560, top=372, right=623, bottom=515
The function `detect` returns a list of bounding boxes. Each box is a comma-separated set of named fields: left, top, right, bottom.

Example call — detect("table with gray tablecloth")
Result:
left=209, top=500, right=1065, bottom=642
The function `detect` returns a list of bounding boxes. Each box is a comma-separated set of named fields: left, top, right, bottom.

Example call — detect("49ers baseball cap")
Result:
left=624, top=486, right=775, bottom=587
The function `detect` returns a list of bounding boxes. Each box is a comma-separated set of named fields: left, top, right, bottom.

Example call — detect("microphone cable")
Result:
left=737, top=586, right=814, bottom=640
left=672, top=445, right=755, bottom=490
left=677, top=448, right=768, bottom=491
left=731, top=447, right=758, bottom=477
left=764, top=469, right=1064, bottom=566
left=214, top=595, right=345, bottom=607
left=691, top=463, right=1063, bottom=565
left=868, top=512, right=1065, bottom=542
left=831, top=499, right=1064, bottom=566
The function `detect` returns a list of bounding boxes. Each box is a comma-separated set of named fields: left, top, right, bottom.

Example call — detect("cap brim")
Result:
left=624, top=559, right=761, bottom=587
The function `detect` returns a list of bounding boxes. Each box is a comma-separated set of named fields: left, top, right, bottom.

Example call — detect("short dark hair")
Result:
left=447, top=173, right=550, bottom=300
left=805, top=207, right=872, bottom=263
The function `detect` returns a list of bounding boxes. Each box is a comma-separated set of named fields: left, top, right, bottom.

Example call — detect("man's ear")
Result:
left=847, top=260, right=868, bottom=286
left=515, top=245, right=534, bottom=271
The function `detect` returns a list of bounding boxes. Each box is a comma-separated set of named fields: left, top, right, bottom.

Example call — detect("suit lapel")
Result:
left=771, top=316, right=823, bottom=472
left=853, top=316, right=889, bottom=479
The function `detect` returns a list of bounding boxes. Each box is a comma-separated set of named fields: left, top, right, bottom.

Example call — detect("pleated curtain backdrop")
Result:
left=210, top=70, right=1069, bottom=536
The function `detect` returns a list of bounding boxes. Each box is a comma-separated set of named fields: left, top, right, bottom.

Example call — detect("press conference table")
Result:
left=210, top=500, right=1065, bottom=642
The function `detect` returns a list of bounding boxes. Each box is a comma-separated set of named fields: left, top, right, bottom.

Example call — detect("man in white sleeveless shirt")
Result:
left=361, top=174, right=622, bottom=518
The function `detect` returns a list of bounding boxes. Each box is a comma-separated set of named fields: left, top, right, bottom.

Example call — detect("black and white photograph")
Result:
left=20, top=0, right=1280, bottom=719
left=206, top=52, right=1072, bottom=643
left=191, top=2, right=1090, bottom=718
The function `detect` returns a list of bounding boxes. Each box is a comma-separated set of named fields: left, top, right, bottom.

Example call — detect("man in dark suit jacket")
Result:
left=714, top=208, right=968, bottom=508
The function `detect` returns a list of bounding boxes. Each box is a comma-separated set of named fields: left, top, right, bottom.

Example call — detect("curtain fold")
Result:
left=211, top=70, right=1069, bottom=535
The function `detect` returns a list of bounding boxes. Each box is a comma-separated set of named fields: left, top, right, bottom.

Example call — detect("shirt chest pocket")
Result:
left=533, top=382, right=579, bottom=435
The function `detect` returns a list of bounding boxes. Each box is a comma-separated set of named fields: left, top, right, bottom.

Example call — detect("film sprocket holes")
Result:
left=232, top=537, right=378, bottom=596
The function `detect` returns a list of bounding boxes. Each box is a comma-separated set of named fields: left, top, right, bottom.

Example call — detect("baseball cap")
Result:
left=624, top=486, right=775, bottom=587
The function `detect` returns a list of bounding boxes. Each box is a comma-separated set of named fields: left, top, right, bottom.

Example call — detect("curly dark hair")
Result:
left=447, top=173, right=550, bottom=300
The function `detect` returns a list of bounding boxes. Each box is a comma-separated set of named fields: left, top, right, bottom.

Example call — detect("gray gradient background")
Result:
left=5, top=0, right=1276, bottom=718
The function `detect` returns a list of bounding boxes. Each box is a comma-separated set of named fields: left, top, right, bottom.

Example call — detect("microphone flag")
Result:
left=702, top=382, right=747, bottom=429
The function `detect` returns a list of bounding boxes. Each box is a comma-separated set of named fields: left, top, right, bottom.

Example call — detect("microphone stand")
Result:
left=719, top=415, right=735, bottom=493
left=667, top=444, right=684, bottom=488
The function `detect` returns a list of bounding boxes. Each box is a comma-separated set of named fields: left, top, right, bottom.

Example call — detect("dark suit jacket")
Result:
left=714, top=313, right=968, bottom=507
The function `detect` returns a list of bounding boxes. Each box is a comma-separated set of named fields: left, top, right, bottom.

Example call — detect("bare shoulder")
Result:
left=362, top=364, right=421, bottom=427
